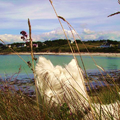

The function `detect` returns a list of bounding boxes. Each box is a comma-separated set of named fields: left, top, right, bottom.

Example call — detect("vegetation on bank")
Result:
left=0, top=88, right=41, bottom=120
left=0, top=39, right=120, bottom=53
left=0, top=74, right=120, bottom=120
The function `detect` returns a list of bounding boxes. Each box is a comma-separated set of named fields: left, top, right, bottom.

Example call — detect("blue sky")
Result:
left=0, top=0, right=120, bottom=43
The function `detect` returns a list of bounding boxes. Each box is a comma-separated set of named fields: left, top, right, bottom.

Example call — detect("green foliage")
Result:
left=0, top=88, right=41, bottom=120
left=90, top=86, right=120, bottom=104
left=60, top=103, right=71, bottom=119
left=44, top=39, right=68, bottom=46
left=0, top=72, right=120, bottom=119
left=0, top=39, right=120, bottom=53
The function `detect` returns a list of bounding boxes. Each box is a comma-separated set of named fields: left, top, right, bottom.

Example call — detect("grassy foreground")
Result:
left=0, top=86, right=41, bottom=120
left=0, top=75, right=120, bottom=120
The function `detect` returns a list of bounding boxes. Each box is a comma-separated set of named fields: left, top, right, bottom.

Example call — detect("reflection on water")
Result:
left=105, top=57, right=120, bottom=70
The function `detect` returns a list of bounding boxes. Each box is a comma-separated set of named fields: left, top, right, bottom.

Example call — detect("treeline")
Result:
left=0, top=39, right=120, bottom=53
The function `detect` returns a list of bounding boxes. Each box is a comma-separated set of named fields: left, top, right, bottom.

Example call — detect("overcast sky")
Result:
left=0, top=0, right=120, bottom=43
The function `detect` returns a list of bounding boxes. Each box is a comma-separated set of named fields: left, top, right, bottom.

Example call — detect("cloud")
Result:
left=0, top=1, right=13, bottom=8
left=83, top=29, right=95, bottom=34
left=81, top=31, right=120, bottom=41
left=0, top=0, right=55, bottom=20
left=37, top=30, right=120, bottom=41
left=0, top=29, right=78, bottom=43
left=80, top=23, right=88, bottom=29
left=0, top=34, right=22, bottom=43
left=83, top=34, right=97, bottom=40
left=32, top=28, right=78, bottom=41
left=1, top=0, right=120, bottom=39
left=1, top=29, right=120, bottom=44
left=1, top=0, right=118, bottom=21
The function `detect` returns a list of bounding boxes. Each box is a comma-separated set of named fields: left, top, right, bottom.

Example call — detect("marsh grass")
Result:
left=0, top=73, right=119, bottom=119
left=0, top=85, right=41, bottom=120
left=89, top=86, right=120, bottom=104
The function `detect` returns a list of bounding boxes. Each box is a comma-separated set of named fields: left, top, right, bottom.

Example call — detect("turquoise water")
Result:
left=0, top=55, right=120, bottom=77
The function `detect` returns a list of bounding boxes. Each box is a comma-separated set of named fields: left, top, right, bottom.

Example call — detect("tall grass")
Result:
left=0, top=0, right=120, bottom=119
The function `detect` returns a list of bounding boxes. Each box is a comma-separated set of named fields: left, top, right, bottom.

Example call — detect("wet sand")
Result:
left=5, top=52, right=120, bottom=57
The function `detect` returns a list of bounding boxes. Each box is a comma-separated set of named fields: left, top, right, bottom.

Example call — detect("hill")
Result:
left=0, top=39, right=120, bottom=53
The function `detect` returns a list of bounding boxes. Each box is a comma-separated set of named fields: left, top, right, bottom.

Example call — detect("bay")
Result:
left=0, top=54, right=120, bottom=78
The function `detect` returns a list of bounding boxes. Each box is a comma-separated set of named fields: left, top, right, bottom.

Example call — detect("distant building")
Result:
left=33, top=44, right=38, bottom=48
left=71, top=41, right=73, bottom=44
left=13, top=45, right=16, bottom=48
left=100, top=42, right=112, bottom=48
left=22, top=43, right=26, bottom=47
left=8, top=44, right=11, bottom=48
left=17, top=43, right=26, bottom=48
left=42, top=43, right=46, bottom=46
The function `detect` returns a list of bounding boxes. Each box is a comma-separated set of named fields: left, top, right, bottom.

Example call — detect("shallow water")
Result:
left=0, top=54, right=120, bottom=78
left=0, top=54, right=120, bottom=96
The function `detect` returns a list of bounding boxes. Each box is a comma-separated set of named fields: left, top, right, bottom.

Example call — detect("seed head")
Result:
left=49, top=0, right=52, bottom=4
left=58, top=16, right=66, bottom=22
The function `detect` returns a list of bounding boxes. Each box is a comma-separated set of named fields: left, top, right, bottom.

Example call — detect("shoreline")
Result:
left=1, top=52, right=120, bottom=57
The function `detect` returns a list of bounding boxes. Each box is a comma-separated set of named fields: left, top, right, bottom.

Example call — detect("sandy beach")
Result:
left=3, top=52, right=120, bottom=57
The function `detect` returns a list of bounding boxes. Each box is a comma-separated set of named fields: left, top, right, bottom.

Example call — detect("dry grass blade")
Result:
left=58, top=16, right=66, bottom=22
left=49, top=0, right=52, bottom=4
left=0, top=39, right=5, bottom=44
left=108, top=11, right=120, bottom=17
left=95, top=65, right=105, bottom=72
left=28, top=18, right=35, bottom=73
left=28, top=18, right=39, bottom=108
left=49, top=0, right=77, bottom=61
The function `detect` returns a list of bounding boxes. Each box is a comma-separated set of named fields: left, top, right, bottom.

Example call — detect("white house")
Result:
left=100, top=43, right=112, bottom=48
left=33, top=44, right=38, bottom=48
left=71, top=40, right=74, bottom=44
left=8, top=44, right=11, bottom=48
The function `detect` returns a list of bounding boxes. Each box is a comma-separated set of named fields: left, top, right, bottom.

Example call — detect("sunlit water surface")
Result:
left=0, top=54, right=120, bottom=79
